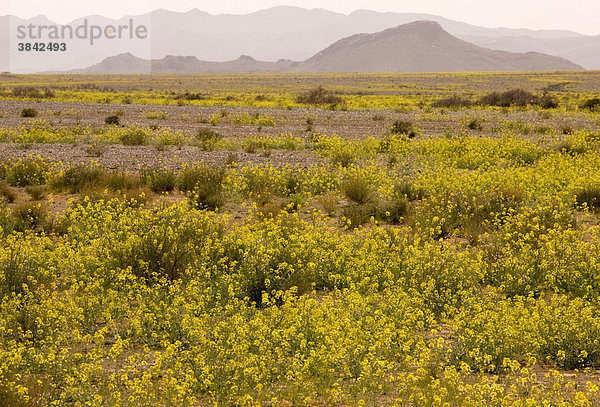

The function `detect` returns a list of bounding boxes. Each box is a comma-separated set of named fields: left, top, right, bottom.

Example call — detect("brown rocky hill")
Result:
left=70, top=21, right=583, bottom=74
left=293, top=21, right=582, bottom=72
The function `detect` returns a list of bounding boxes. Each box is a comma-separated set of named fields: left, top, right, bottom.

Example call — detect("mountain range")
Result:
left=0, top=7, right=596, bottom=73
left=71, top=21, right=581, bottom=74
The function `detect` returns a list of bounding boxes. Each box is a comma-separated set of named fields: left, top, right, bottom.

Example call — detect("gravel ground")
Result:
left=0, top=99, right=598, bottom=169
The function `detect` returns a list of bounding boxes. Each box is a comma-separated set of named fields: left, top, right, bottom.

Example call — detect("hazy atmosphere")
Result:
left=3, top=0, right=600, bottom=34
left=4, top=1, right=600, bottom=405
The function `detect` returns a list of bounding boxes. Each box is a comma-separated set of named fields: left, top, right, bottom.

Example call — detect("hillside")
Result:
left=71, top=21, right=582, bottom=74
left=293, top=21, right=582, bottom=72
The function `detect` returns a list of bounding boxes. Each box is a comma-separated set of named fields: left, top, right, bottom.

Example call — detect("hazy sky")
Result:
left=3, top=0, right=600, bottom=35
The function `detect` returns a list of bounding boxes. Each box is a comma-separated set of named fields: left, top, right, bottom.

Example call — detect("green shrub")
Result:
left=105, top=115, right=120, bottom=125
left=480, top=89, right=547, bottom=107
left=343, top=203, right=378, bottom=228
left=85, top=142, right=106, bottom=157
left=317, top=193, right=338, bottom=216
left=378, top=196, right=409, bottom=224
left=175, top=92, right=207, bottom=101
left=119, top=128, right=148, bottom=146
left=180, top=165, right=226, bottom=210
left=12, top=202, right=49, bottom=232
left=108, top=204, right=225, bottom=282
left=0, top=181, right=15, bottom=203
left=196, top=128, right=223, bottom=150
left=51, top=164, right=106, bottom=194
left=330, top=151, right=356, bottom=168
left=390, top=120, right=417, bottom=138
left=432, top=95, right=474, bottom=108
left=12, top=86, right=54, bottom=99
left=297, top=86, right=343, bottom=106
left=467, top=119, right=483, bottom=131
left=104, top=171, right=142, bottom=191
left=4, top=156, right=51, bottom=187
left=25, top=185, right=47, bottom=201
left=20, top=108, right=38, bottom=118
left=342, top=175, right=375, bottom=205
left=576, top=184, right=600, bottom=210
left=580, top=98, right=600, bottom=111
left=244, top=171, right=273, bottom=206
left=394, top=181, right=427, bottom=201
left=145, top=168, right=176, bottom=193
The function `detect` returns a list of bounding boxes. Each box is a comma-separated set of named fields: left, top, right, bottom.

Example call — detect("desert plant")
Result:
left=342, top=175, right=375, bottom=205
left=395, top=181, right=427, bottom=201
left=556, top=137, right=588, bottom=156
left=480, top=89, right=541, bottom=107
left=105, top=115, right=120, bottom=125
left=178, top=165, right=227, bottom=210
left=225, top=152, right=238, bottom=166
left=317, top=193, right=338, bottom=216
left=378, top=196, right=409, bottom=224
left=196, top=128, right=223, bottom=150
left=297, top=86, right=343, bottom=106
left=12, top=86, right=54, bottom=99
left=432, top=95, right=474, bottom=108
left=4, top=156, right=50, bottom=187
left=390, top=120, right=418, bottom=138
left=330, top=151, right=356, bottom=168
left=576, top=185, right=600, bottom=210
left=145, top=168, right=176, bottom=193
left=25, top=185, right=47, bottom=201
left=244, top=172, right=273, bottom=206
left=51, top=164, right=106, bottom=194
left=20, top=108, right=38, bottom=118
left=580, top=98, right=600, bottom=111
left=12, top=202, right=48, bottom=232
left=119, top=128, right=148, bottom=146
left=467, top=119, right=484, bottom=131
left=104, top=171, right=142, bottom=191
left=539, top=92, right=559, bottom=109
left=0, top=181, right=15, bottom=203
left=343, top=203, right=378, bottom=228
left=560, top=125, right=576, bottom=135
left=145, top=111, right=168, bottom=120
left=86, top=142, right=107, bottom=157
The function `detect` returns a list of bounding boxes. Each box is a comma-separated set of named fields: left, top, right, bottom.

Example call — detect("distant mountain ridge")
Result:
left=70, top=21, right=582, bottom=74
left=1, top=7, right=597, bottom=73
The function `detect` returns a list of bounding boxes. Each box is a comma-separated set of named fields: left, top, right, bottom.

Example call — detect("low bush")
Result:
left=12, top=202, right=49, bottom=232
left=3, top=156, right=51, bottom=187
left=330, top=151, right=356, bottom=168
left=0, top=181, right=15, bottom=203
left=196, top=128, right=223, bottom=150
left=390, top=120, right=418, bottom=138
left=105, top=115, right=120, bottom=125
left=119, top=128, right=148, bottom=146
left=479, top=88, right=557, bottom=108
left=580, top=98, right=600, bottom=111
left=432, top=95, right=474, bottom=108
left=180, top=165, right=226, bottom=210
left=145, top=168, right=177, bottom=193
left=342, top=175, right=375, bottom=205
left=575, top=184, right=600, bottom=210
left=12, top=86, right=54, bottom=99
left=20, top=108, right=38, bottom=118
left=25, top=185, right=47, bottom=201
left=297, top=86, right=343, bottom=106
left=51, top=164, right=106, bottom=194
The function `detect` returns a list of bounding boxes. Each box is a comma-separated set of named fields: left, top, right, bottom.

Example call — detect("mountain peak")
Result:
left=236, top=55, right=257, bottom=62
left=386, top=20, right=446, bottom=38
left=298, top=20, right=582, bottom=73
